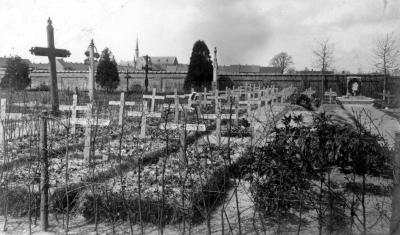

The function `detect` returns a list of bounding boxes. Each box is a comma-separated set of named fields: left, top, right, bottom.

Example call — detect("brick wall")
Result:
left=25, top=70, right=398, bottom=98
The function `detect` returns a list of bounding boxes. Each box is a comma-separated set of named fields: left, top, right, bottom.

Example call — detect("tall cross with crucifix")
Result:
left=30, top=18, right=71, bottom=115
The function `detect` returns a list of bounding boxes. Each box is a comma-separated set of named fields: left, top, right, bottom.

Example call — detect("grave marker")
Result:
left=302, top=87, right=316, bottom=98
left=143, top=88, right=164, bottom=113
left=324, top=88, right=337, bottom=104
left=29, top=18, right=71, bottom=115
left=59, top=95, right=89, bottom=134
left=108, top=92, right=137, bottom=126
left=127, top=100, right=162, bottom=139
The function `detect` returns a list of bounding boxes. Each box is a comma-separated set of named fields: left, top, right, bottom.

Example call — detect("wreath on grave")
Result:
left=347, top=78, right=361, bottom=96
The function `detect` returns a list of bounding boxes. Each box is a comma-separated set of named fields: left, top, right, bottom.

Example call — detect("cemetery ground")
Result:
left=0, top=87, right=399, bottom=235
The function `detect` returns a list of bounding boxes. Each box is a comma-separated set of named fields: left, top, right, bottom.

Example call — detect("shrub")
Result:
left=51, top=183, right=86, bottom=214
left=77, top=189, right=178, bottom=225
left=130, top=84, right=143, bottom=93
left=295, top=94, right=312, bottom=110
left=191, top=167, right=231, bottom=223
left=0, top=187, right=40, bottom=217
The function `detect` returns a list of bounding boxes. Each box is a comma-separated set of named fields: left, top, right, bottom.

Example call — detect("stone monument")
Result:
left=337, top=76, right=374, bottom=105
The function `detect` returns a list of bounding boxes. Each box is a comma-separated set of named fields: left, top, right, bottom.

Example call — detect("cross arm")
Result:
left=30, top=47, right=71, bottom=57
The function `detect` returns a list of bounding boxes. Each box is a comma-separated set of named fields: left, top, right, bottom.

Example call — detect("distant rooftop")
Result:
left=218, top=65, right=281, bottom=74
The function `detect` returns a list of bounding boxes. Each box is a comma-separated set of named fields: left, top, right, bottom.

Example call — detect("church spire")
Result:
left=135, top=37, right=139, bottom=59
left=134, top=36, right=139, bottom=69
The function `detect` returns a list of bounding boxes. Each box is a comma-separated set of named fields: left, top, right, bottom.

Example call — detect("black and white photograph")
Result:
left=0, top=0, right=399, bottom=234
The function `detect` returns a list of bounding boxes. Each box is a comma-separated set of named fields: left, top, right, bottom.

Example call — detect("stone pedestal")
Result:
left=336, top=96, right=374, bottom=106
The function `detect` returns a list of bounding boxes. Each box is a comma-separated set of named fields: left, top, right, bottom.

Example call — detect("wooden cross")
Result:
left=143, top=88, right=165, bottom=113
left=324, top=88, right=337, bottom=104
left=59, top=94, right=89, bottom=134
left=201, top=101, right=238, bottom=144
left=127, top=100, right=162, bottom=139
left=61, top=100, right=110, bottom=161
left=379, top=90, right=387, bottom=101
left=302, top=87, right=316, bottom=98
left=221, top=97, right=239, bottom=126
left=81, top=103, right=110, bottom=161
left=12, top=101, right=52, bottom=109
left=108, top=92, right=136, bottom=126
left=378, top=90, right=395, bottom=104
left=165, top=88, right=186, bottom=123
left=378, top=90, right=395, bottom=105
left=30, top=18, right=71, bottom=115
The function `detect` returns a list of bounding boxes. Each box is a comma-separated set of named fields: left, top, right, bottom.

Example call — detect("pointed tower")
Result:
left=134, top=37, right=139, bottom=69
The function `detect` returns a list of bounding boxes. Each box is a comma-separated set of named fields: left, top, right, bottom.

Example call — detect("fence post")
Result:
left=391, top=132, right=400, bottom=234
left=0, top=99, right=6, bottom=162
left=40, top=111, right=49, bottom=231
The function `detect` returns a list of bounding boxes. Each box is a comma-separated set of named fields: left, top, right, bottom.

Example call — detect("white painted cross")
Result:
left=324, top=88, right=337, bottom=104
left=302, top=87, right=316, bottom=98
left=75, top=103, right=110, bottom=161
left=108, top=92, right=137, bottom=126
left=143, top=88, right=165, bottom=113
left=165, top=88, right=186, bottom=123
left=127, top=100, right=162, bottom=139
left=200, top=101, right=238, bottom=144
left=59, top=94, right=89, bottom=134
left=12, top=101, right=52, bottom=109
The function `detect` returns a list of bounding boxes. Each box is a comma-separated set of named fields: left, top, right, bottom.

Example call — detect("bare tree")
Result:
left=269, top=52, right=294, bottom=74
left=313, top=38, right=334, bottom=92
left=373, top=32, right=400, bottom=93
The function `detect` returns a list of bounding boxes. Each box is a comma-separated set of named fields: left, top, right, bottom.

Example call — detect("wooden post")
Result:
left=234, top=98, right=239, bottom=126
left=216, top=101, right=221, bottom=145
left=140, top=101, right=148, bottom=139
left=179, top=108, right=187, bottom=165
left=83, top=103, right=92, bottom=161
left=247, top=93, right=251, bottom=116
left=118, top=92, right=125, bottom=126
left=71, top=95, right=77, bottom=134
left=0, top=99, right=5, bottom=159
left=150, top=88, right=156, bottom=113
left=214, top=89, right=219, bottom=114
left=40, top=112, right=49, bottom=231
left=174, top=89, right=179, bottom=123
left=202, top=87, right=207, bottom=108
left=391, top=132, right=400, bottom=234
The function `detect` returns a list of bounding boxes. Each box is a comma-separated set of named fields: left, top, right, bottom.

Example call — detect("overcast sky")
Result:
left=0, top=0, right=399, bottom=72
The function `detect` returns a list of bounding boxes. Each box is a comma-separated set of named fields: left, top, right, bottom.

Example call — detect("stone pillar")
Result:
left=212, top=47, right=218, bottom=90
left=88, top=39, right=95, bottom=102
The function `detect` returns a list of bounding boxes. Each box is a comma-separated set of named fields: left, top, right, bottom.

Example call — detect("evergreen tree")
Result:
left=95, top=48, right=119, bottom=91
left=184, top=40, right=213, bottom=91
left=0, top=56, right=30, bottom=90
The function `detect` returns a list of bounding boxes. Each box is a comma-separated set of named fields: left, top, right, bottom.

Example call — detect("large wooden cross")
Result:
left=30, top=18, right=71, bottom=115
